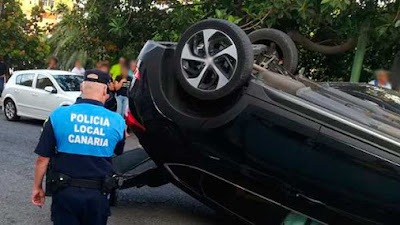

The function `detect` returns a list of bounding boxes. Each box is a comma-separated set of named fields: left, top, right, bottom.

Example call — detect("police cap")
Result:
left=84, top=69, right=111, bottom=85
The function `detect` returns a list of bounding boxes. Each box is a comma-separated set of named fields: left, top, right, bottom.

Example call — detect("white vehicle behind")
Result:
left=1, top=70, right=83, bottom=121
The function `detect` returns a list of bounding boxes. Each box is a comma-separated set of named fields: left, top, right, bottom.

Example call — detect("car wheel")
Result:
left=248, top=28, right=298, bottom=74
left=4, top=99, right=20, bottom=121
left=175, top=19, right=254, bottom=100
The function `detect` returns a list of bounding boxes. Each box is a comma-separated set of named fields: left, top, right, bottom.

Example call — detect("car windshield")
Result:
left=52, top=75, right=83, bottom=92
left=256, top=72, right=400, bottom=142
left=356, top=86, right=400, bottom=111
left=299, top=81, right=400, bottom=141
left=324, top=83, right=400, bottom=114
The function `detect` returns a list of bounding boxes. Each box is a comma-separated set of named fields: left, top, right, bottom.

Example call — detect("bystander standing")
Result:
left=369, top=69, right=392, bottom=89
left=98, top=62, right=109, bottom=74
left=114, top=65, right=132, bottom=116
left=114, top=65, right=132, bottom=136
left=128, top=60, right=137, bottom=78
left=71, top=60, right=85, bottom=75
left=95, top=61, right=102, bottom=69
left=110, top=57, right=126, bottom=80
left=104, top=59, right=110, bottom=68
left=0, top=56, right=7, bottom=96
left=98, top=62, right=115, bottom=91
left=47, top=57, right=59, bottom=70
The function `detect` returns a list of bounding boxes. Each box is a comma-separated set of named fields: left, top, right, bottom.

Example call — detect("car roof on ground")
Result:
left=12, top=69, right=80, bottom=76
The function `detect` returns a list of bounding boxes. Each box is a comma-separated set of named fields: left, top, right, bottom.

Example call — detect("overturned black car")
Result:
left=114, top=19, right=400, bottom=225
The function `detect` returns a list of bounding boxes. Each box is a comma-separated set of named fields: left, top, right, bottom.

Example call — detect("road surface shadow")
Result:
left=0, top=117, right=44, bottom=126
left=113, top=184, right=244, bottom=225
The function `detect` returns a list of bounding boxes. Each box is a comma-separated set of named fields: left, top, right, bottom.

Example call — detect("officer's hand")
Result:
left=31, top=187, right=45, bottom=208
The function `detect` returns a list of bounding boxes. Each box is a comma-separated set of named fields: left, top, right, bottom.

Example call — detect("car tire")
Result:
left=4, top=99, right=20, bottom=121
left=248, top=28, right=298, bottom=74
left=175, top=19, right=254, bottom=100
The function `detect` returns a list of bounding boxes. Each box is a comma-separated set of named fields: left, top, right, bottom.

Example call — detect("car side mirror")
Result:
left=44, top=86, right=57, bottom=94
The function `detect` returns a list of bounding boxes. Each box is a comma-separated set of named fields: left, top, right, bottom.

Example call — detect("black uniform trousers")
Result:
left=52, top=187, right=110, bottom=225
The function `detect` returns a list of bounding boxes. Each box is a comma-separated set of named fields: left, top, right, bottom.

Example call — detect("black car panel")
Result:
left=130, top=40, right=400, bottom=224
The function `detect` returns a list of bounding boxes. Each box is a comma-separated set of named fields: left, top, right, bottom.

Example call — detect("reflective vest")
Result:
left=50, top=103, right=125, bottom=157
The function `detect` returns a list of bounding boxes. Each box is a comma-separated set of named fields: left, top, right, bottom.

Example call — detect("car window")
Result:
left=16, top=74, right=34, bottom=87
left=360, top=86, right=400, bottom=111
left=52, top=75, right=83, bottom=92
left=15, top=75, right=22, bottom=84
left=36, top=75, right=55, bottom=90
left=332, top=84, right=400, bottom=113
left=308, top=85, right=400, bottom=141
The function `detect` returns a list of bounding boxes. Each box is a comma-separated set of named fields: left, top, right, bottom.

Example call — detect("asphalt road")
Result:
left=0, top=112, right=234, bottom=225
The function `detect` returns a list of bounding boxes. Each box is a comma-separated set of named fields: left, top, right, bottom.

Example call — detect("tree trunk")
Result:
left=391, top=50, right=400, bottom=90
left=350, top=33, right=368, bottom=82
left=0, top=1, right=4, bottom=18
left=287, top=31, right=357, bottom=55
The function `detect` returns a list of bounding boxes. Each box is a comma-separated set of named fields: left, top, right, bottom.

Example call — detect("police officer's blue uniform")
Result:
left=34, top=70, right=125, bottom=225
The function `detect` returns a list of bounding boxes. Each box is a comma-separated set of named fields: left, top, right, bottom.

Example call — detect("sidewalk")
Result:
left=124, top=133, right=141, bottom=151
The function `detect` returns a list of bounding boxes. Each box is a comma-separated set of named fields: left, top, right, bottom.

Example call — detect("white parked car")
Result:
left=1, top=70, right=83, bottom=121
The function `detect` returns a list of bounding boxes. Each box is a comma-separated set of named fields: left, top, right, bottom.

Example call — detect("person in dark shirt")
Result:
left=0, top=56, right=7, bottom=96
left=31, top=70, right=125, bottom=225
left=100, top=62, right=118, bottom=112
left=114, top=66, right=132, bottom=117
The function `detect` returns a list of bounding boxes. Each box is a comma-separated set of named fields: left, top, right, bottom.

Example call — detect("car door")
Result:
left=310, top=126, right=400, bottom=224
left=32, top=74, right=62, bottom=119
left=240, top=102, right=325, bottom=220
left=10, top=74, right=24, bottom=106
left=14, top=73, right=36, bottom=117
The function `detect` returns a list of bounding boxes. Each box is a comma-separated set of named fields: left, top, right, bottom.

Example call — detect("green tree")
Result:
left=49, top=0, right=204, bottom=69
left=49, top=0, right=400, bottom=85
left=209, top=0, right=399, bottom=83
left=0, top=0, right=50, bottom=70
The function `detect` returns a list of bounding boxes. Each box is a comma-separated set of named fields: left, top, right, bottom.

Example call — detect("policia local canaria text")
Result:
left=68, top=113, right=111, bottom=147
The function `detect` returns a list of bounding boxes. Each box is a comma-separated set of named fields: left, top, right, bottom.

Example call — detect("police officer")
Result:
left=31, top=70, right=125, bottom=225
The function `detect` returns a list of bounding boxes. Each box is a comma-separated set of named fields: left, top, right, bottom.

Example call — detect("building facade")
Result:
left=19, top=0, right=74, bottom=27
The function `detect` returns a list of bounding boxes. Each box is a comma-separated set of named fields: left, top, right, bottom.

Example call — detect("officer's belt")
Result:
left=51, top=172, right=103, bottom=190
left=69, top=178, right=103, bottom=190
left=49, top=172, right=117, bottom=194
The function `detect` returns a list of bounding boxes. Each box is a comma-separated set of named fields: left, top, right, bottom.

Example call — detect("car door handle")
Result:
left=32, top=93, right=38, bottom=96
left=14, top=89, right=19, bottom=93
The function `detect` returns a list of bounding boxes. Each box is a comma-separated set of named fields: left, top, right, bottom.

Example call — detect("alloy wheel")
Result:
left=5, top=101, right=16, bottom=119
left=180, top=29, right=238, bottom=91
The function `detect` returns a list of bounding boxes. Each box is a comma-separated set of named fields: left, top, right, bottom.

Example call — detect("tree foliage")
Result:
left=0, top=0, right=50, bottom=69
left=211, top=0, right=400, bottom=82
left=49, top=0, right=399, bottom=82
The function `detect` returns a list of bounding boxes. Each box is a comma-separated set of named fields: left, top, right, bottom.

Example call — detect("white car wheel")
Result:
left=4, top=99, right=20, bottom=121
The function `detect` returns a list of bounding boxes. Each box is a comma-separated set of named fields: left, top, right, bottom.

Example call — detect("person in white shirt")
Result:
left=368, top=69, right=392, bottom=89
left=71, top=60, right=85, bottom=75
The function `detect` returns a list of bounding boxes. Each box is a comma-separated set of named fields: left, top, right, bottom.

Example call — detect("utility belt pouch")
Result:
left=46, top=172, right=71, bottom=195
left=102, top=175, right=118, bottom=194
left=45, top=159, right=56, bottom=196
